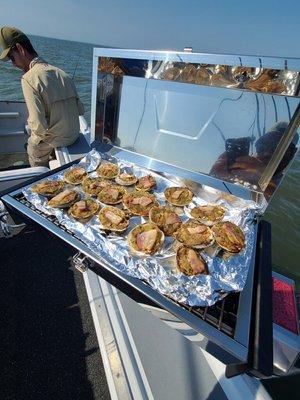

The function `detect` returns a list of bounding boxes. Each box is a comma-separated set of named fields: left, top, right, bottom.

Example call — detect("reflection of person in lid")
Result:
left=210, top=122, right=298, bottom=189
left=116, top=59, right=148, bottom=77
left=0, top=26, right=84, bottom=167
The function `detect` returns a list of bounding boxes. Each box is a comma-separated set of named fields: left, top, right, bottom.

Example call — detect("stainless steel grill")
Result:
left=14, top=191, right=239, bottom=339
left=3, top=47, right=300, bottom=379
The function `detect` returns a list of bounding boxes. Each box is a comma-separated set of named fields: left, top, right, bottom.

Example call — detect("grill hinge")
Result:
left=0, top=200, right=26, bottom=238
left=70, top=252, right=95, bottom=273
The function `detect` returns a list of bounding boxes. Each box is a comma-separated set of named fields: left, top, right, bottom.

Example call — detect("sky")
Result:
left=1, top=0, right=300, bottom=57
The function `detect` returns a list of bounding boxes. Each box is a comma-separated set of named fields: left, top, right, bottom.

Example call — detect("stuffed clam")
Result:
left=164, top=187, right=193, bottom=206
left=31, top=180, right=65, bottom=198
left=176, top=246, right=208, bottom=276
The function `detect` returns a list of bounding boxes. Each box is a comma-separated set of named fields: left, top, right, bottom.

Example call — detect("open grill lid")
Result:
left=92, top=48, right=300, bottom=211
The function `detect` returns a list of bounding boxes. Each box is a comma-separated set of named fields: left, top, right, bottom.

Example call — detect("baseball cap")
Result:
left=0, top=26, right=28, bottom=61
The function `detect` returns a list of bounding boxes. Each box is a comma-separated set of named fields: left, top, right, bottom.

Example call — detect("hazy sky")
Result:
left=1, top=0, right=300, bottom=57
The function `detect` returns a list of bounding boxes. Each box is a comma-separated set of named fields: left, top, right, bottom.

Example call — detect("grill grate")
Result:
left=14, top=192, right=239, bottom=338
left=182, top=292, right=239, bottom=338
left=15, top=193, right=87, bottom=244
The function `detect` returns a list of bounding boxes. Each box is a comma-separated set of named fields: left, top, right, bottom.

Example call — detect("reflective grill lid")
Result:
left=91, top=48, right=300, bottom=211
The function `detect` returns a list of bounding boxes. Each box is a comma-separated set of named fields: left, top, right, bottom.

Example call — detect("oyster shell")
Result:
left=48, top=189, right=80, bottom=209
left=31, top=180, right=65, bottom=198
left=164, top=187, right=193, bottom=206
left=135, top=175, right=156, bottom=191
left=68, top=199, right=100, bottom=223
left=98, top=206, right=129, bottom=232
left=64, top=167, right=87, bottom=185
left=97, top=162, right=119, bottom=179
left=175, top=220, right=214, bottom=249
left=149, top=205, right=182, bottom=236
left=115, top=172, right=138, bottom=186
left=176, top=246, right=208, bottom=276
left=82, top=177, right=110, bottom=196
left=123, top=190, right=158, bottom=216
left=212, top=221, right=245, bottom=253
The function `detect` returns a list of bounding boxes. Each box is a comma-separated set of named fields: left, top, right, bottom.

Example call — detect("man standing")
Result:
left=0, top=26, right=84, bottom=167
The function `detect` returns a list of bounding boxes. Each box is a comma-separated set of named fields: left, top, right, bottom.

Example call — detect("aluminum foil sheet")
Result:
left=22, top=149, right=260, bottom=307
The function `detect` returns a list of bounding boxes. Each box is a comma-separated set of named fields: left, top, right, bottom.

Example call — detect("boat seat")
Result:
left=54, top=133, right=91, bottom=165
left=0, top=166, right=49, bottom=182
left=0, top=112, right=20, bottom=118
left=0, top=165, right=50, bottom=192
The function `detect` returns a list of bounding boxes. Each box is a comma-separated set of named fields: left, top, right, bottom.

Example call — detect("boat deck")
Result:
left=0, top=225, right=110, bottom=400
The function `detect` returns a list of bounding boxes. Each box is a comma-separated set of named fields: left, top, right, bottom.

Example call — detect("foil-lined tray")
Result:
left=22, top=149, right=260, bottom=307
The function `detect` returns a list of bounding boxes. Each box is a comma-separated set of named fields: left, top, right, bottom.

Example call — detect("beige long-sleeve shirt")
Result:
left=21, top=57, right=84, bottom=147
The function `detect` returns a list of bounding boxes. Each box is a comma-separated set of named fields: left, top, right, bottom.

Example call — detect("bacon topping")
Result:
left=105, top=187, right=119, bottom=200
left=165, top=213, right=181, bottom=225
left=171, top=189, right=184, bottom=199
left=104, top=210, right=123, bottom=225
left=187, top=249, right=206, bottom=274
left=52, top=189, right=74, bottom=202
left=76, top=201, right=87, bottom=211
left=187, top=225, right=207, bottom=235
left=223, top=223, right=244, bottom=244
left=90, top=181, right=106, bottom=189
left=136, top=229, right=158, bottom=251
left=139, top=176, right=153, bottom=188
left=132, top=196, right=153, bottom=207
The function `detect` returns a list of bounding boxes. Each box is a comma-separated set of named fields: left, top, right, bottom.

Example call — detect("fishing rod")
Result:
left=72, top=57, right=80, bottom=80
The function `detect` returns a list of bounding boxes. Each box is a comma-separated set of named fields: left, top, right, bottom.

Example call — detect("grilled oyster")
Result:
left=190, top=204, right=226, bottom=226
left=31, top=180, right=65, bottom=198
left=176, top=246, right=208, bottom=276
left=123, top=191, right=158, bottom=216
left=212, top=221, right=245, bottom=253
left=175, top=220, right=214, bottom=249
left=127, top=222, right=164, bottom=255
left=98, top=206, right=129, bottom=232
left=48, top=189, right=80, bottom=209
left=97, top=162, right=119, bottom=179
left=68, top=199, right=100, bottom=223
left=115, top=172, right=138, bottom=186
left=82, top=177, right=110, bottom=196
left=164, top=187, right=193, bottom=206
left=97, top=185, right=126, bottom=205
left=135, top=175, right=156, bottom=191
left=149, top=206, right=182, bottom=236
left=64, top=167, right=87, bottom=185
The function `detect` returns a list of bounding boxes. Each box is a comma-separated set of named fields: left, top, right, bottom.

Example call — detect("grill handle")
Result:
left=248, top=220, right=273, bottom=377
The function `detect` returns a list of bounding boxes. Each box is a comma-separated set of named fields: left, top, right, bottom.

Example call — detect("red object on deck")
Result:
left=272, top=277, right=299, bottom=335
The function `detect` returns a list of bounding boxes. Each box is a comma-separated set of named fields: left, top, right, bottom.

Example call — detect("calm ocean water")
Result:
left=0, top=35, right=299, bottom=288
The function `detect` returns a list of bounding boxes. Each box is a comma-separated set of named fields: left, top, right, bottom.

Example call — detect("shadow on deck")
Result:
left=0, top=226, right=110, bottom=400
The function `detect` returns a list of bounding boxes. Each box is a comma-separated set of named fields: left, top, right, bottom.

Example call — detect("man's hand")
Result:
left=210, top=153, right=265, bottom=184
left=229, top=155, right=265, bottom=183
